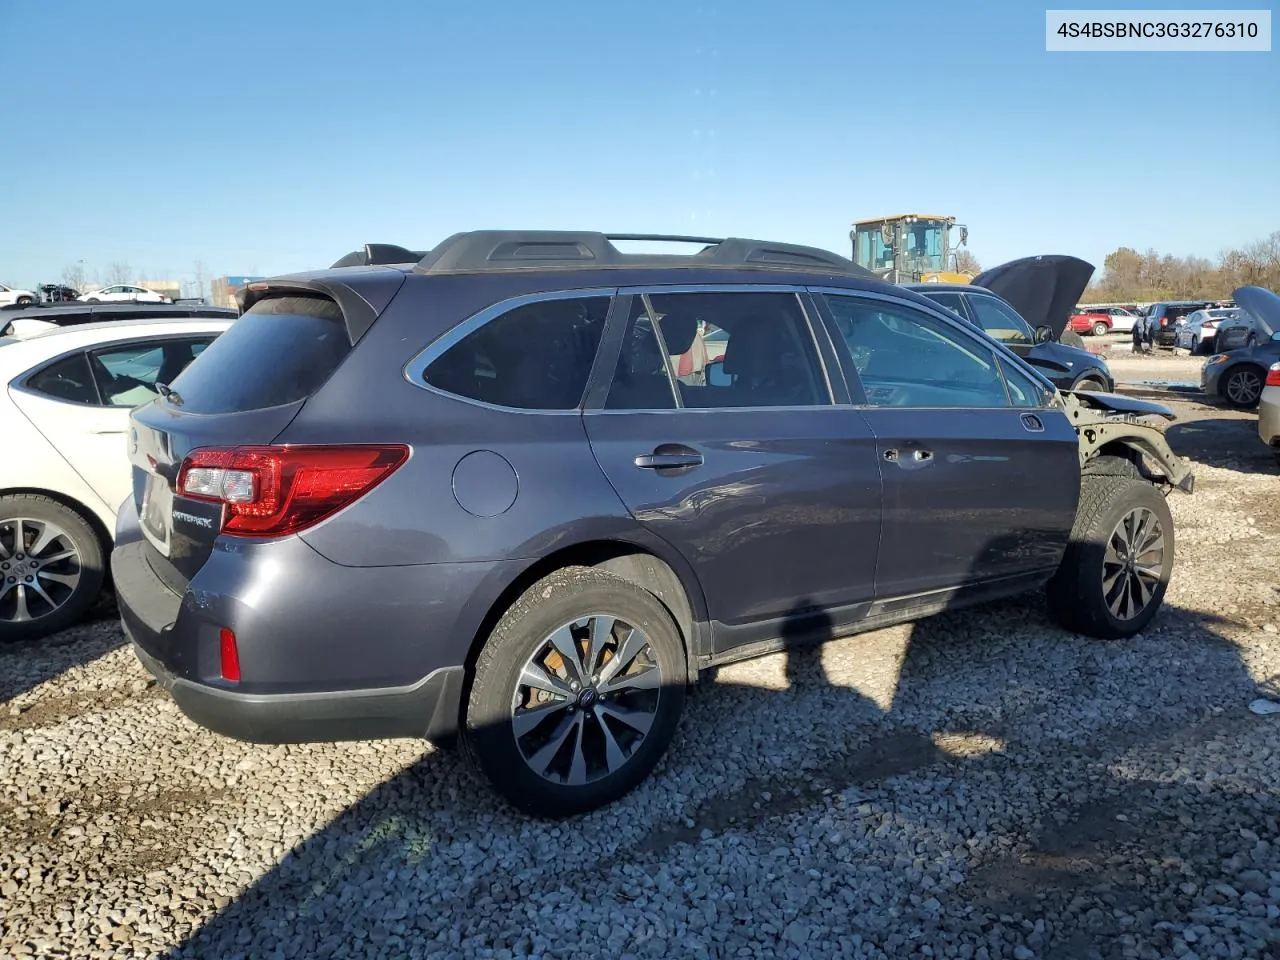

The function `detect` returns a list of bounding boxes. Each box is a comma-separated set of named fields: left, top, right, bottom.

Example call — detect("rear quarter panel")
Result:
left=277, top=276, right=657, bottom=569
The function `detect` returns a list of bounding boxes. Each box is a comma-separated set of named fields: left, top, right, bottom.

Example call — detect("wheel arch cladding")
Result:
left=459, top=541, right=703, bottom=723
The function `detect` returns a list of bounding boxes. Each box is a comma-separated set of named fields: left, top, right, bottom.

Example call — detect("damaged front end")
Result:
left=1059, top=390, right=1196, bottom=494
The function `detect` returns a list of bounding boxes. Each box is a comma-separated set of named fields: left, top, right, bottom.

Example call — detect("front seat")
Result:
left=720, top=315, right=818, bottom=406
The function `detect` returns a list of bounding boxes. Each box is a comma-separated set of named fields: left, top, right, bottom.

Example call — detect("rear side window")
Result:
left=167, top=295, right=349, bottom=414
left=26, top=353, right=98, bottom=405
left=423, top=296, right=609, bottom=410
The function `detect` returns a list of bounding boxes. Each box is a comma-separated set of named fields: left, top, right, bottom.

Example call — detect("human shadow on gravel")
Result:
left=162, top=567, right=1272, bottom=958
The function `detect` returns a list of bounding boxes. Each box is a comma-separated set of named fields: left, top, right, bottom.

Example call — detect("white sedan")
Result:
left=0, top=316, right=231, bottom=640
left=0, top=282, right=38, bottom=307
left=78, top=284, right=171, bottom=304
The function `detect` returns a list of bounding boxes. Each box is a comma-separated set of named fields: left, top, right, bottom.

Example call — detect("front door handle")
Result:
left=634, top=452, right=704, bottom=469
left=883, top=447, right=933, bottom=465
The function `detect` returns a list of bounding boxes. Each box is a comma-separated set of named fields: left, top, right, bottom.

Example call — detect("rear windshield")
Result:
left=166, top=294, right=350, bottom=414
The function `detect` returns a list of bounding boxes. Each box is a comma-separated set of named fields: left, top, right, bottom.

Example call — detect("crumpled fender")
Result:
left=1060, top=391, right=1195, bottom=493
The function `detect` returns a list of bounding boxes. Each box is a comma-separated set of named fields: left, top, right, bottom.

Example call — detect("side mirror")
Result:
left=1271, top=332, right=1280, bottom=343
left=1034, top=325, right=1055, bottom=344
left=959, top=226, right=969, bottom=246
left=706, top=359, right=733, bottom=388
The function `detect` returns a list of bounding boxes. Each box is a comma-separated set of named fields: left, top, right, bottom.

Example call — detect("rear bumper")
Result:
left=110, top=497, right=515, bottom=746
left=129, top=636, right=464, bottom=744
left=1259, top=387, right=1280, bottom=448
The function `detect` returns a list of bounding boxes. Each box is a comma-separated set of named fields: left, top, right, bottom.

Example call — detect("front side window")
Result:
left=998, top=357, right=1052, bottom=407
left=424, top=295, right=609, bottom=410
left=90, top=338, right=213, bottom=407
left=823, top=294, right=1011, bottom=409
left=967, top=295, right=1034, bottom=344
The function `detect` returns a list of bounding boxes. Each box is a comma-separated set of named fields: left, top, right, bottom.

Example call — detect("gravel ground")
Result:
left=3, top=392, right=1279, bottom=960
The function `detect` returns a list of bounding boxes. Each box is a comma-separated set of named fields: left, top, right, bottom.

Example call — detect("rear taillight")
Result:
left=1266, top=363, right=1280, bottom=388
left=177, top=444, right=410, bottom=537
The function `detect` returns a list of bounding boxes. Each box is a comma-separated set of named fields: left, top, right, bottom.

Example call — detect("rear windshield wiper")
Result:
left=156, top=382, right=184, bottom=406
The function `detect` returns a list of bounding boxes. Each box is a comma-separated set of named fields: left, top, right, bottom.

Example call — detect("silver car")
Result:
left=1260, top=362, right=1280, bottom=465
left=1176, top=308, right=1240, bottom=354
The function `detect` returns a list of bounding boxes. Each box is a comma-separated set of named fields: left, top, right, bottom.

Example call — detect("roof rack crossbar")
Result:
left=411, top=230, right=874, bottom=278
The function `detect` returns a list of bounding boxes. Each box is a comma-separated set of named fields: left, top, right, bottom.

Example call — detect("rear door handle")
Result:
left=635, top=453, right=703, bottom=469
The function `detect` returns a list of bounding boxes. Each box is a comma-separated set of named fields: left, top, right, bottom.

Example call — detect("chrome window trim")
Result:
left=401, top=286, right=618, bottom=415
left=808, top=285, right=1058, bottom=411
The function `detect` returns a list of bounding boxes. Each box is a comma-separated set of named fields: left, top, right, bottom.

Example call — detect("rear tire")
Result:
left=1047, top=476, right=1174, bottom=640
left=0, top=495, right=106, bottom=643
left=1092, top=321, right=1109, bottom=337
left=463, top=567, right=687, bottom=817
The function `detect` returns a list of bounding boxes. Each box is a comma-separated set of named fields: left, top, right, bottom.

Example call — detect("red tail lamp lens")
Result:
left=177, top=444, right=410, bottom=538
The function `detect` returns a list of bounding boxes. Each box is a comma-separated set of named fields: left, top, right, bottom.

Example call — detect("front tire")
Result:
left=16, top=296, right=33, bottom=305
left=1047, top=476, right=1174, bottom=640
left=1222, top=365, right=1265, bottom=409
left=463, top=567, right=687, bottom=817
left=1071, top=376, right=1106, bottom=393
left=0, top=495, right=105, bottom=642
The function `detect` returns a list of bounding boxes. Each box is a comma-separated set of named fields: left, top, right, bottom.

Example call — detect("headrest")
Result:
left=722, top=316, right=789, bottom=376
left=657, top=312, right=699, bottom=354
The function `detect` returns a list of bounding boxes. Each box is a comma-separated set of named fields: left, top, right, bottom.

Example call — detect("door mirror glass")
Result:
left=1034, top=325, right=1055, bottom=344
left=705, top=359, right=732, bottom=388
left=1271, top=332, right=1280, bottom=343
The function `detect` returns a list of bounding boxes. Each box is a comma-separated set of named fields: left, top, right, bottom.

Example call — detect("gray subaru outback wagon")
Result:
left=111, top=232, right=1194, bottom=816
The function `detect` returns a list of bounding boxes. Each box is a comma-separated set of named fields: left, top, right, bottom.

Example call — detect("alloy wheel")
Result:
left=511, top=614, right=662, bottom=786
left=0, top=518, right=83, bottom=623
left=1102, top=507, right=1165, bottom=621
left=1226, top=369, right=1263, bottom=406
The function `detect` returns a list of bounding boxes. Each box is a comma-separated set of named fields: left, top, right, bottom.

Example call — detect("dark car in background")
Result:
left=1201, top=286, right=1280, bottom=408
left=907, top=255, right=1114, bottom=393
left=39, top=283, right=81, bottom=303
left=1146, top=300, right=1213, bottom=346
left=110, top=232, right=1192, bottom=817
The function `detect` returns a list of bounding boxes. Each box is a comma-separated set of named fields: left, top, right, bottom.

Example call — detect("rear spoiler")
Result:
left=330, top=244, right=428, bottom=268
left=236, top=270, right=408, bottom=343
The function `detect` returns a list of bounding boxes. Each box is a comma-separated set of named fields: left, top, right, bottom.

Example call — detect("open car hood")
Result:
left=971, top=255, right=1096, bottom=337
left=1232, top=285, right=1279, bottom=340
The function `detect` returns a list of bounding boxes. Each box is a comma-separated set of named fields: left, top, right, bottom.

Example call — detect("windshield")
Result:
left=852, top=220, right=947, bottom=273
left=904, top=222, right=945, bottom=272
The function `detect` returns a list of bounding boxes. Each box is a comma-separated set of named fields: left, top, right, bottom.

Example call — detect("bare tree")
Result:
left=105, top=261, right=133, bottom=286
left=61, top=262, right=88, bottom=293
left=955, top=250, right=982, bottom=276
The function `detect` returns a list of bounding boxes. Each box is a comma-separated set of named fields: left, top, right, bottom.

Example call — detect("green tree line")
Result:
left=1083, top=229, right=1280, bottom=303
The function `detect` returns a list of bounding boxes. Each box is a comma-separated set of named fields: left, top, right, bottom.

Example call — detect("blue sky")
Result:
left=1, top=0, right=1276, bottom=291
